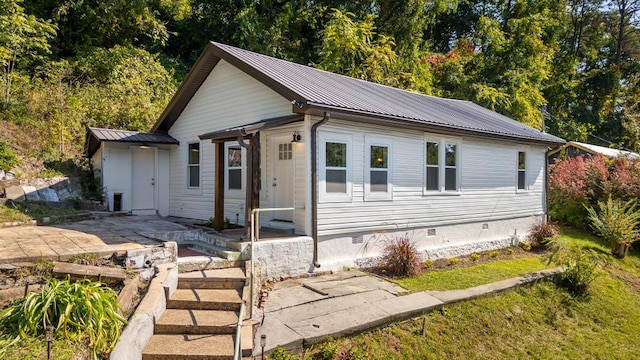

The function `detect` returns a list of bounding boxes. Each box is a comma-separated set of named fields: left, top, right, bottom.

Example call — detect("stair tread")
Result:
left=179, top=268, right=246, bottom=280
left=157, top=309, right=238, bottom=328
left=143, top=328, right=253, bottom=357
left=170, top=289, right=242, bottom=303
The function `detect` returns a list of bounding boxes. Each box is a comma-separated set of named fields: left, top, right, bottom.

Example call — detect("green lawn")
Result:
left=396, top=256, right=552, bottom=291
left=268, top=228, right=640, bottom=360
left=0, top=204, right=32, bottom=223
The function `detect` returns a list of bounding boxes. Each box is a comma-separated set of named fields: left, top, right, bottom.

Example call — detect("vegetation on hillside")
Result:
left=2, top=0, right=640, bottom=168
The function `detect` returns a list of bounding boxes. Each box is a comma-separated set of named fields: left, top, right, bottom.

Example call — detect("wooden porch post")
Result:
left=251, top=133, right=260, bottom=213
left=214, top=142, right=225, bottom=231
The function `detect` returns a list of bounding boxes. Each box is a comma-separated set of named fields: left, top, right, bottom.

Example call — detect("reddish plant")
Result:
left=379, top=234, right=422, bottom=277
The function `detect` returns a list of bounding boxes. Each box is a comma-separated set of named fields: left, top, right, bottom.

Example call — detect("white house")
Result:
left=86, top=41, right=564, bottom=270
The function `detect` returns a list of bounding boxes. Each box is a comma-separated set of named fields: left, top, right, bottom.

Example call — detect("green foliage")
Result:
left=545, top=239, right=607, bottom=296
left=527, top=222, right=560, bottom=249
left=470, top=253, right=480, bottom=261
left=267, top=345, right=297, bottom=360
left=448, top=257, right=458, bottom=266
left=489, top=250, right=499, bottom=258
left=378, top=233, right=422, bottom=277
left=586, top=197, right=640, bottom=258
left=0, top=140, right=18, bottom=170
left=424, top=259, right=434, bottom=268
left=0, top=277, right=126, bottom=359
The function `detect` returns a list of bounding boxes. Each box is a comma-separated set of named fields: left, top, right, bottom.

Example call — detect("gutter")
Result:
left=310, top=112, right=330, bottom=268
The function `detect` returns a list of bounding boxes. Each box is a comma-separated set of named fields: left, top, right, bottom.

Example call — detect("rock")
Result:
left=56, top=188, right=73, bottom=200
left=37, top=187, right=59, bottom=202
left=22, top=185, right=40, bottom=201
left=0, top=184, right=4, bottom=198
left=4, top=172, right=14, bottom=180
left=0, top=170, right=4, bottom=180
left=5, top=185, right=25, bottom=202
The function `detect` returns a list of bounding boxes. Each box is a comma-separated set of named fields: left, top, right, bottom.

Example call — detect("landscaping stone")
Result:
left=37, top=187, right=59, bottom=202
left=5, top=185, right=25, bottom=202
left=0, top=170, right=5, bottom=180
left=22, top=185, right=40, bottom=201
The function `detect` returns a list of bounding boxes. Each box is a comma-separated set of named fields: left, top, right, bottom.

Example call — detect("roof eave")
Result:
left=300, top=103, right=566, bottom=146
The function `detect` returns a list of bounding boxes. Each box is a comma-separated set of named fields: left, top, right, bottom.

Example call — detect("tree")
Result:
left=0, top=0, right=55, bottom=104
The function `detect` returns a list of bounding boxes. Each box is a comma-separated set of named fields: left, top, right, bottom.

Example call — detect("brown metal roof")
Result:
left=85, top=127, right=179, bottom=157
left=152, top=41, right=565, bottom=145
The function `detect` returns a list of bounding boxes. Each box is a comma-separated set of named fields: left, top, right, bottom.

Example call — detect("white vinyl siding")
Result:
left=315, top=118, right=546, bottom=237
left=167, top=59, right=291, bottom=221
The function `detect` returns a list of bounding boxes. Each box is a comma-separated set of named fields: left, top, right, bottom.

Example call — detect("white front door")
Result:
left=271, top=138, right=294, bottom=222
left=131, top=147, right=155, bottom=211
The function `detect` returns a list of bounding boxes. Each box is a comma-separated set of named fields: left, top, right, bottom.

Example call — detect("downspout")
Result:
left=544, top=148, right=550, bottom=224
left=237, top=130, right=252, bottom=240
left=310, top=112, right=330, bottom=268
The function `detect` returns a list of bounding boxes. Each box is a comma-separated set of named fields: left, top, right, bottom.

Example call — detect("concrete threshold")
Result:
left=254, top=267, right=562, bottom=355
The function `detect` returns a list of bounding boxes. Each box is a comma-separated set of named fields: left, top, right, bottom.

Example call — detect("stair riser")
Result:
left=177, top=280, right=246, bottom=290
left=167, top=300, right=241, bottom=311
left=142, top=355, right=234, bottom=360
left=154, top=324, right=236, bottom=335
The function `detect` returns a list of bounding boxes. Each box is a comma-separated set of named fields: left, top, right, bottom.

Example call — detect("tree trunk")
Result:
left=614, top=242, right=630, bottom=258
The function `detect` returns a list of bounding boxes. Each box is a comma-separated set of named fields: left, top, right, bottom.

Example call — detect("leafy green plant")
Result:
left=489, top=250, right=499, bottom=258
left=585, top=197, right=640, bottom=258
left=0, top=140, right=18, bottom=170
left=545, top=239, right=608, bottom=296
left=506, top=247, right=515, bottom=255
left=267, top=345, right=297, bottom=360
left=378, top=233, right=422, bottom=277
left=448, top=257, right=458, bottom=266
left=0, top=277, right=126, bottom=359
left=521, top=242, right=532, bottom=251
left=470, top=253, right=480, bottom=261
left=425, top=259, right=434, bottom=268
left=527, top=221, right=560, bottom=249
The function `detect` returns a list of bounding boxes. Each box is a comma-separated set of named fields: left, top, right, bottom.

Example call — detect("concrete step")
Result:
left=188, top=242, right=242, bottom=261
left=142, top=329, right=253, bottom=360
left=178, top=268, right=247, bottom=289
left=168, top=289, right=243, bottom=311
left=155, top=309, right=238, bottom=334
left=203, top=233, right=249, bottom=253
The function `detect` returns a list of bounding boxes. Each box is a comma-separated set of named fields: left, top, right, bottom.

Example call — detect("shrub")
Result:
left=545, top=240, right=608, bottom=296
left=0, top=140, right=18, bottom=171
left=527, top=222, right=560, bottom=249
left=470, top=253, right=480, bottom=261
left=489, top=250, right=499, bottom=258
left=585, top=197, right=640, bottom=258
left=267, top=346, right=297, bottom=360
left=549, top=155, right=640, bottom=229
left=378, top=233, right=422, bottom=277
left=424, top=259, right=434, bottom=268
left=448, top=257, right=458, bottom=266
left=521, top=242, right=532, bottom=251
left=0, top=277, right=126, bottom=359
left=506, top=247, right=515, bottom=255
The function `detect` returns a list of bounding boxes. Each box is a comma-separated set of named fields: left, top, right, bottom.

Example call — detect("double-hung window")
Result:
left=320, top=132, right=352, bottom=202
left=226, top=144, right=242, bottom=191
left=425, top=136, right=459, bottom=193
left=365, top=138, right=392, bottom=200
left=517, top=150, right=527, bottom=190
left=188, top=142, right=200, bottom=188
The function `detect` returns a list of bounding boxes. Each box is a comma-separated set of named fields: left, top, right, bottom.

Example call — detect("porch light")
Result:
left=139, top=143, right=150, bottom=149
left=291, top=131, right=301, bottom=143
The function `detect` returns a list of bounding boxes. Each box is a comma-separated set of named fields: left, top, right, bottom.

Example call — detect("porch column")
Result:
left=214, top=142, right=225, bottom=231
left=242, top=133, right=261, bottom=240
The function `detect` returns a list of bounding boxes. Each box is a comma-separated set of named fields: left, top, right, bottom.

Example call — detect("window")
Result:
left=326, top=142, right=347, bottom=193
left=517, top=151, right=526, bottom=190
left=425, top=137, right=459, bottom=193
left=279, top=143, right=292, bottom=160
left=188, top=142, right=200, bottom=188
left=365, top=138, right=392, bottom=200
left=227, top=145, right=242, bottom=190
left=319, top=132, right=352, bottom=202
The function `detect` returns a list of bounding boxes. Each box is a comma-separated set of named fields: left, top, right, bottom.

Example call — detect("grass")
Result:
left=267, top=228, right=640, bottom=360
left=0, top=204, right=32, bottom=223
left=396, top=256, right=552, bottom=291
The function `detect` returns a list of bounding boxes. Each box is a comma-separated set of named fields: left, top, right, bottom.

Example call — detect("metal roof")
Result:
left=85, top=127, right=179, bottom=157
left=152, top=41, right=565, bottom=145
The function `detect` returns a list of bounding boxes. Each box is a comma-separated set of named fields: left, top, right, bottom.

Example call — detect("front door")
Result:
left=131, top=147, right=155, bottom=211
left=271, top=138, right=294, bottom=221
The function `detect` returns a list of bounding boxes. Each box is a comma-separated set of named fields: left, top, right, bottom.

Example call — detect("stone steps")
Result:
left=177, top=268, right=247, bottom=289
left=167, top=289, right=243, bottom=311
left=142, top=267, right=253, bottom=360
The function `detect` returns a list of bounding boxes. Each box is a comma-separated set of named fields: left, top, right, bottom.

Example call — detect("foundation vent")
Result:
left=427, top=229, right=436, bottom=236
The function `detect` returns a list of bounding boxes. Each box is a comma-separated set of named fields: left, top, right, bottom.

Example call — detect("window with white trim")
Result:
left=319, top=132, right=352, bottom=202
left=425, top=136, right=460, bottom=193
left=187, top=142, right=200, bottom=188
left=517, top=151, right=527, bottom=190
left=365, top=138, right=392, bottom=200
left=226, top=144, right=242, bottom=191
